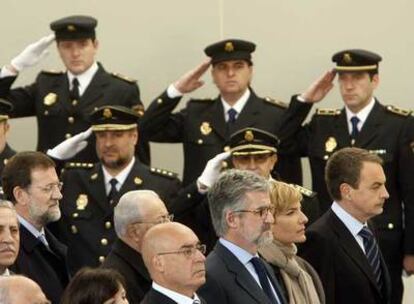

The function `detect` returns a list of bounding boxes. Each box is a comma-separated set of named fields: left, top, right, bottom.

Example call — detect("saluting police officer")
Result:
left=141, top=39, right=312, bottom=186
left=0, top=15, right=149, bottom=164
left=294, top=49, right=414, bottom=304
left=173, top=127, right=320, bottom=253
left=56, top=105, right=180, bottom=274
left=0, top=99, right=16, bottom=182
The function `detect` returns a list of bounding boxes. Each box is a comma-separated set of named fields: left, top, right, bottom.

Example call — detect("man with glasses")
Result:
left=141, top=222, right=207, bottom=304
left=1, top=151, right=69, bottom=304
left=198, top=169, right=287, bottom=304
left=102, top=190, right=173, bottom=304
left=57, top=105, right=181, bottom=274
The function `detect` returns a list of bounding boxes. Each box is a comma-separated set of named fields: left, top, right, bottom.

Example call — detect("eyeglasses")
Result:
left=157, top=244, right=207, bottom=258
left=232, top=206, right=275, bottom=219
left=32, top=182, right=63, bottom=195
left=134, top=214, right=174, bottom=225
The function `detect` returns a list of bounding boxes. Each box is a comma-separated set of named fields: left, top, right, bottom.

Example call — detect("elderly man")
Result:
left=1, top=151, right=69, bottom=304
left=198, top=169, right=287, bottom=304
left=141, top=38, right=312, bottom=186
left=299, top=147, right=391, bottom=304
left=58, top=105, right=180, bottom=274
left=0, top=15, right=148, bottom=164
left=102, top=190, right=173, bottom=303
left=0, top=201, right=19, bottom=276
left=0, top=275, right=50, bottom=304
left=141, top=222, right=207, bottom=304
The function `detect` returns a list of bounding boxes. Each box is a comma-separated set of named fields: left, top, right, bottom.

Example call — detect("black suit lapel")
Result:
left=354, top=101, right=383, bottom=147
left=334, top=110, right=352, bottom=147
left=208, top=98, right=227, bottom=140
left=80, top=64, right=110, bottom=109
left=215, top=243, right=273, bottom=304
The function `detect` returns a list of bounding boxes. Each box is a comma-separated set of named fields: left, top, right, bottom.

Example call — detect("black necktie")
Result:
left=108, top=178, right=118, bottom=204
left=250, top=257, right=281, bottom=304
left=70, top=77, right=80, bottom=101
left=226, top=108, right=238, bottom=137
left=359, top=226, right=383, bottom=290
left=350, top=116, right=360, bottom=139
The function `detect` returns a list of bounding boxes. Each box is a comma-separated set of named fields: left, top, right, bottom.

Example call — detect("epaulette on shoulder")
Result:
left=291, top=184, right=317, bottom=198
left=111, top=72, right=136, bottom=83
left=316, top=108, right=341, bottom=116
left=150, top=167, right=178, bottom=179
left=41, top=69, right=64, bottom=75
left=264, top=97, right=288, bottom=109
left=189, top=97, right=215, bottom=103
left=65, top=162, right=94, bottom=170
left=386, top=105, right=411, bottom=117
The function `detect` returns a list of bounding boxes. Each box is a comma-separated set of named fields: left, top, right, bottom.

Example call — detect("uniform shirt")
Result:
left=102, top=157, right=135, bottom=194
left=67, top=61, right=99, bottom=96
left=152, top=282, right=201, bottom=304
left=345, top=97, right=375, bottom=135
left=0, top=268, right=10, bottom=276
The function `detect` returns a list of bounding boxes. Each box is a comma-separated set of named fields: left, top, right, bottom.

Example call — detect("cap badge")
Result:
left=224, top=42, right=234, bottom=52
left=134, top=177, right=143, bottom=185
left=76, top=194, right=88, bottom=210
left=343, top=53, right=353, bottom=64
left=244, top=130, right=254, bottom=142
left=43, top=93, right=57, bottom=106
left=325, top=136, right=337, bottom=153
left=103, top=108, right=112, bottom=119
left=67, top=24, right=76, bottom=32
left=200, top=122, right=212, bottom=135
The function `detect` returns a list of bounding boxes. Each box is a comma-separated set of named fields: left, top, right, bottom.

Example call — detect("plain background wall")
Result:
left=1, top=1, right=413, bottom=301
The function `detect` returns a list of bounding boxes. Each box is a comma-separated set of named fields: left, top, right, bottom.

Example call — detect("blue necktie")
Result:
left=227, top=108, right=237, bottom=123
left=350, top=116, right=360, bottom=139
left=359, top=226, right=383, bottom=290
left=250, top=257, right=281, bottom=304
left=108, top=178, right=118, bottom=204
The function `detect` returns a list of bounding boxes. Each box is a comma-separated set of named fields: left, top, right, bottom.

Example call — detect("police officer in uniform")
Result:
left=141, top=39, right=312, bottom=186
left=56, top=105, right=180, bottom=274
left=173, top=127, right=319, bottom=253
left=0, top=99, right=16, bottom=182
left=0, top=15, right=149, bottom=164
left=294, top=49, right=414, bottom=304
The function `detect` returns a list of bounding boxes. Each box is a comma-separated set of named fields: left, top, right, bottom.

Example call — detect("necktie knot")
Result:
left=109, top=178, right=118, bottom=188
left=227, top=108, right=237, bottom=123
left=359, top=226, right=373, bottom=240
left=38, top=233, right=49, bottom=247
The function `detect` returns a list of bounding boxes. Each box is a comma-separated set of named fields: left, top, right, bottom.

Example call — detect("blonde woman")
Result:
left=259, top=180, right=325, bottom=304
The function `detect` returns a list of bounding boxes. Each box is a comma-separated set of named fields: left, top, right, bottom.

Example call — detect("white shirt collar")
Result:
left=345, top=97, right=376, bottom=133
left=1, top=268, right=10, bottom=276
left=219, top=238, right=255, bottom=266
left=221, top=89, right=251, bottom=122
left=102, top=157, right=135, bottom=195
left=331, top=201, right=365, bottom=238
left=67, top=61, right=99, bottom=96
left=152, top=282, right=200, bottom=304
left=17, top=214, right=46, bottom=239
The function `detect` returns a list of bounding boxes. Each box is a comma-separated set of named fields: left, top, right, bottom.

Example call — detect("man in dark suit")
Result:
left=1, top=151, right=70, bottom=304
left=141, top=222, right=207, bottom=304
left=0, top=15, right=149, bottom=164
left=0, top=201, right=19, bottom=276
left=102, top=190, right=173, bottom=303
left=198, top=169, right=287, bottom=304
left=292, top=49, right=414, bottom=303
left=141, top=39, right=312, bottom=186
left=57, top=106, right=181, bottom=274
left=299, top=147, right=392, bottom=304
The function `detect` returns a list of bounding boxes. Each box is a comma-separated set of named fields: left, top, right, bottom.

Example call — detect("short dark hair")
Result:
left=325, top=147, right=383, bottom=201
left=60, top=267, right=126, bottom=304
left=1, top=151, right=56, bottom=203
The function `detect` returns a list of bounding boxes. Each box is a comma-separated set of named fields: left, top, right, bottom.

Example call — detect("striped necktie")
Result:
left=359, top=226, right=383, bottom=290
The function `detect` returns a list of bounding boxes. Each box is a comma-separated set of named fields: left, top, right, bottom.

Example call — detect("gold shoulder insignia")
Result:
left=386, top=105, right=411, bottom=117
left=41, top=69, right=64, bottom=75
left=111, top=72, right=136, bottom=83
left=264, top=97, right=288, bottom=108
left=190, top=97, right=214, bottom=103
left=316, top=108, right=341, bottom=116
left=132, top=104, right=145, bottom=117
left=150, top=167, right=178, bottom=179
left=65, top=162, right=94, bottom=169
left=291, top=184, right=316, bottom=198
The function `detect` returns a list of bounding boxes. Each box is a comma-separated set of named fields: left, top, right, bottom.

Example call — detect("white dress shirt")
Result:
left=152, top=282, right=201, bottom=304
left=102, top=157, right=135, bottom=195
left=67, top=61, right=99, bottom=96
left=345, top=97, right=375, bottom=135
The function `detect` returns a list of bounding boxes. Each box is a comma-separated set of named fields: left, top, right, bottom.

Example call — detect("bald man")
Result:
left=141, top=222, right=207, bottom=304
left=102, top=190, right=173, bottom=303
left=0, top=275, right=50, bottom=304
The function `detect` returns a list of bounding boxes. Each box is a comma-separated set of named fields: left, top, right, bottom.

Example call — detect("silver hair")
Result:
left=114, top=190, right=160, bottom=237
left=0, top=200, right=15, bottom=210
left=207, top=169, right=269, bottom=237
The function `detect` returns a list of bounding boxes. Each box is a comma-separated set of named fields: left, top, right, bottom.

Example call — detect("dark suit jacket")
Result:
left=140, top=288, right=206, bottom=304
left=198, top=241, right=287, bottom=304
left=12, top=225, right=70, bottom=304
left=299, top=210, right=391, bottom=304
left=102, top=239, right=151, bottom=304
left=0, top=63, right=149, bottom=164
left=57, top=159, right=181, bottom=274
left=0, top=143, right=16, bottom=198
left=141, top=89, right=312, bottom=185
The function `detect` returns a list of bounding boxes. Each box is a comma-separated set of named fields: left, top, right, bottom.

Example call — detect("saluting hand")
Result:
left=197, top=151, right=231, bottom=192
left=47, top=128, right=93, bottom=160
left=173, top=58, right=211, bottom=94
left=299, top=69, right=336, bottom=103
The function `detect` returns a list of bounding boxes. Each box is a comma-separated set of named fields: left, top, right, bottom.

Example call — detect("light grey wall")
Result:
left=1, top=0, right=413, bottom=182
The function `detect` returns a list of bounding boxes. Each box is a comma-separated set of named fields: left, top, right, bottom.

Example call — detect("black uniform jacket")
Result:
left=140, top=288, right=207, bottom=304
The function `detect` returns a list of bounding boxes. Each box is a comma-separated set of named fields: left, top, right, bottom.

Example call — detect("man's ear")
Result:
left=339, top=183, right=352, bottom=201
left=13, top=186, right=28, bottom=206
